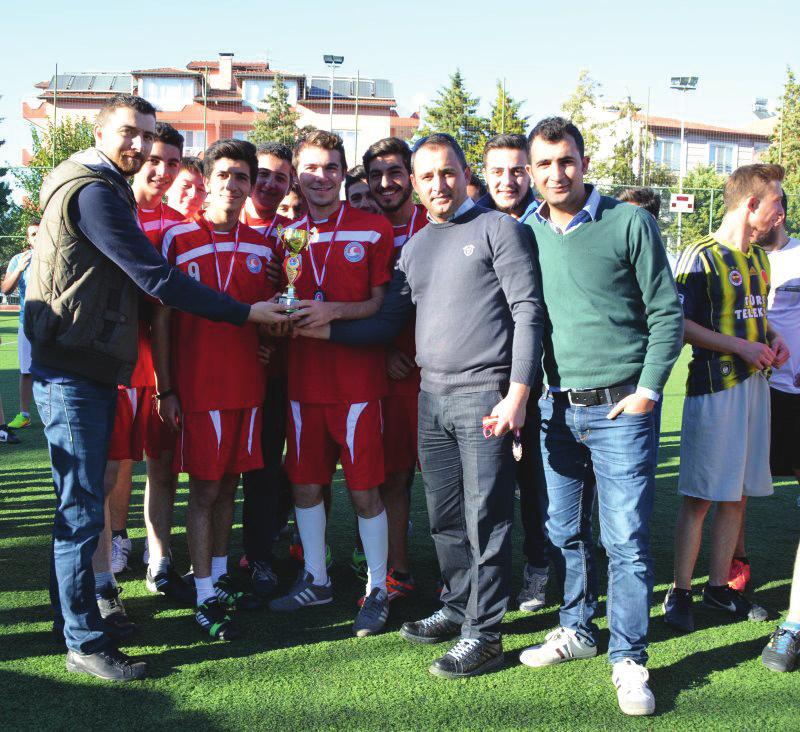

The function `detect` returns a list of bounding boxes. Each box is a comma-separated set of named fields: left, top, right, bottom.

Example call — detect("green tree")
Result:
left=417, top=70, right=489, bottom=168
left=248, top=74, right=309, bottom=146
left=662, top=165, right=726, bottom=253
left=560, top=69, right=604, bottom=158
left=488, top=81, right=527, bottom=136
left=14, top=116, right=94, bottom=218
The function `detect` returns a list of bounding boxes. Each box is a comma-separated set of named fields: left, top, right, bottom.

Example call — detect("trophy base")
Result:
left=278, top=293, right=300, bottom=313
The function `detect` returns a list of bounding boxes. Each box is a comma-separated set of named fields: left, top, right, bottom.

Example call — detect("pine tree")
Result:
left=248, top=74, right=305, bottom=146
left=417, top=70, right=489, bottom=168
left=488, top=81, right=527, bottom=136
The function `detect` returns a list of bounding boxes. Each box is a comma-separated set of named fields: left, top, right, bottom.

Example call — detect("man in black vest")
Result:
left=26, top=94, right=290, bottom=682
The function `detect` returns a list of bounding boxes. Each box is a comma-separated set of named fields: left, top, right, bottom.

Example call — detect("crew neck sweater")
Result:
left=526, top=196, right=683, bottom=393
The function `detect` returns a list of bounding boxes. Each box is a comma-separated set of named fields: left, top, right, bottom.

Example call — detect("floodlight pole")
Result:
left=324, top=54, right=344, bottom=133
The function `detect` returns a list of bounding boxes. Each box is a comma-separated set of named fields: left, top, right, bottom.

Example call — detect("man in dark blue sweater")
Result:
left=25, top=94, right=290, bottom=682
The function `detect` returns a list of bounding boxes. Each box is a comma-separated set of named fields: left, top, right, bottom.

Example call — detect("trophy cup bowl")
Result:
left=277, top=225, right=315, bottom=312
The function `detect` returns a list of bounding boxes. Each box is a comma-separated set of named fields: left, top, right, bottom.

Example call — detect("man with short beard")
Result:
left=478, top=134, right=537, bottom=220
left=363, top=137, right=427, bottom=600
left=25, top=94, right=291, bottom=681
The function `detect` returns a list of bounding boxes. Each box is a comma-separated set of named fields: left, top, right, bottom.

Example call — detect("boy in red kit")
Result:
left=363, top=137, right=427, bottom=600
left=165, top=157, right=206, bottom=219
left=154, top=138, right=288, bottom=640
left=268, top=131, right=394, bottom=637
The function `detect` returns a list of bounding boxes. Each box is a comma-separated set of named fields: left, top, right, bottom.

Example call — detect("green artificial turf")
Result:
left=1, top=310, right=798, bottom=730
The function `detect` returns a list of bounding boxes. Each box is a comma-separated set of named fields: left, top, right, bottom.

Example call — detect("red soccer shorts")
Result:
left=382, top=394, right=418, bottom=474
left=175, top=407, right=263, bottom=481
left=108, top=387, right=153, bottom=462
left=145, top=403, right=178, bottom=460
left=285, top=400, right=385, bottom=491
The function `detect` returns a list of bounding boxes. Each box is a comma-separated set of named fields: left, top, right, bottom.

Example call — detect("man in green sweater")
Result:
left=518, top=117, right=683, bottom=717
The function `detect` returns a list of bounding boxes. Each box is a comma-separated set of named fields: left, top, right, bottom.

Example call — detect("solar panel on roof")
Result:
left=69, top=75, right=95, bottom=91
left=112, top=76, right=133, bottom=91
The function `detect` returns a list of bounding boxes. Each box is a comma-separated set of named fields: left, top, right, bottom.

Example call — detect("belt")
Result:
left=542, top=383, right=637, bottom=407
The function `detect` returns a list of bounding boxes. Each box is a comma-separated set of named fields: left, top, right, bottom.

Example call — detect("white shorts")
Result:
left=17, top=319, right=31, bottom=375
left=678, top=372, right=773, bottom=501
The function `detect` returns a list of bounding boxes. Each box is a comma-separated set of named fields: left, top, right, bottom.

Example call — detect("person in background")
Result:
left=165, top=156, right=207, bottom=219
left=276, top=182, right=307, bottom=221
left=345, top=164, right=382, bottom=215
left=466, top=172, right=487, bottom=202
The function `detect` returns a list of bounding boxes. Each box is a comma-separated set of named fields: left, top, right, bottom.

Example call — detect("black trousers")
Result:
left=418, top=389, right=516, bottom=641
left=241, top=377, right=293, bottom=564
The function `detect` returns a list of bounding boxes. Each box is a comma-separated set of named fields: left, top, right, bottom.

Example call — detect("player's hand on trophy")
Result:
left=293, top=300, right=337, bottom=329
left=247, top=299, right=295, bottom=325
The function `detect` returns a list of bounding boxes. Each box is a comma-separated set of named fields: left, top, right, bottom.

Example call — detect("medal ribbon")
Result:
left=209, top=219, right=241, bottom=293
left=307, top=204, right=345, bottom=294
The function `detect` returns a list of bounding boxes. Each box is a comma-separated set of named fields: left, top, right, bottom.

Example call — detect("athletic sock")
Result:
left=112, top=529, right=128, bottom=540
left=295, top=503, right=328, bottom=585
left=358, top=510, right=388, bottom=594
left=94, top=571, right=116, bottom=598
left=149, top=555, right=170, bottom=577
left=195, top=575, right=216, bottom=606
left=211, top=556, right=228, bottom=583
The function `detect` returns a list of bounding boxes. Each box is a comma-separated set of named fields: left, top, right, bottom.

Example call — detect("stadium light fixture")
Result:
left=324, top=54, right=344, bottom=131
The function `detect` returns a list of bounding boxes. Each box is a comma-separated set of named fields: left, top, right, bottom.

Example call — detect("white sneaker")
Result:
left=612, top=658, right=655, bottom=716
left=517, top=563, right=548, bottom=612
left=519, top=626, right=598, bottom=668
left=111, top=536, right=131, bottom=574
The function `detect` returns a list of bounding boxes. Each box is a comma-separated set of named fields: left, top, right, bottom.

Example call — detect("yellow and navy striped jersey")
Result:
left=675, top=235, right=770, bottom=396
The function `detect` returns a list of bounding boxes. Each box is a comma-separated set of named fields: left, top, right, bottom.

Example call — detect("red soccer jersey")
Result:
left=128, top=202, right=185, bottom=388
left=387, top=204, right=427, bottom=396
left=162, top=214, right=275, bottom=412
left=240, top=204, right=293, bottom=239
left=285, top=203, right=394, bottom=404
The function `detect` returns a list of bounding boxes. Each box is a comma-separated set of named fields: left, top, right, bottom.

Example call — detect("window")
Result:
left=139, top=77, right=195, bottom=112
left=709, top=143, right=734, bottom=174
left=653, top=139, right=681, bottom=171
left=241, top=78, right=298, bottom=108
left=232, top=130, right=249, bottom=141
left=178, top=130, right=206, bottom=155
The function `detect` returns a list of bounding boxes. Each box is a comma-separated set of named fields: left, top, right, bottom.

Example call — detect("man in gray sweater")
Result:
left=295, top=133, right=544, bottom=678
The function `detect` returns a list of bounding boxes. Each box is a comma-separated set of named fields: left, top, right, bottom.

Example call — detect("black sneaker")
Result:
left=251, top=560, right=278, bottom=598
left=429, top=637, right=504, bottom=679
left=400, top=609, right=461, bottom=644
left=215, top=573, right=262, bottom=610
left=761, top=626, right=800, bottom=672
left=96, top=583, right=137, bottom=640
left=0, top=424, right=20, bottom=444
left=66, top=647, right=146, bottom=681
left=702, top=584, right=768, bottom=621
left=146, top=566, right=195, bottom=606
left=195, top=598, right=241, bottom=641
left=663, top=586, right=694, bottom=633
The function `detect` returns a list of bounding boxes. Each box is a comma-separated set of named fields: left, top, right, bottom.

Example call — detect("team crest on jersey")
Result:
left=463, top=244, right=475, bottom=257
left=246, top=253, right=262, bottom=274
left=720, top=361, right=733, bottom=376
left=344, top=242, right=365, bottom=263
left=728, top=269, right=743, bottom=287
left=749, top=265, right=757, bottom=276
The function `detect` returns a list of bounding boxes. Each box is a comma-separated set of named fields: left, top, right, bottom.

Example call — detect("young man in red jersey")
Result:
left=165, top=157, right=206, bottom=219
left=268, top=131, right=394, bottom=637
left=155, top=139, right=287, bottom=640
left=362, top=137, right=427, bottom=600
left=92, top=123, right=189, bottom=638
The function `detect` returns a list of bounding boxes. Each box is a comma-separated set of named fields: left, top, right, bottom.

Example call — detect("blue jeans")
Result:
left=539, top=395, right=656, bottom=665
left=418, top=389, right=516, bottom=641
left=34, top=376, right=117, bottom=654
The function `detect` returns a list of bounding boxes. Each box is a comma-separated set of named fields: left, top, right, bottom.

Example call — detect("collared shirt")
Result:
left=426, top=196, right=475, bottom=224
left=533, top=184, right=601, bottom=234
left=534, top=183, right=660, bottom=402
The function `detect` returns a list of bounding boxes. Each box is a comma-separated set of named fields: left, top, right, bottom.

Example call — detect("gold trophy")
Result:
left=276, top=225, right=316, bottom=312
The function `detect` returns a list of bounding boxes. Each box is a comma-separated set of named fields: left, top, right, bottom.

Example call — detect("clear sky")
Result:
left=1, top=0, right=798, bottom=165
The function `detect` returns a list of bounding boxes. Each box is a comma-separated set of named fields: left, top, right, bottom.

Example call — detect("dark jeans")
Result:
left=418, top=389, right=516, bottom=641
left=539, top=394, right=656, bottom=665
left=34, top=376, right=117, bottom=655
left=241, top=377, right=292, bottom=564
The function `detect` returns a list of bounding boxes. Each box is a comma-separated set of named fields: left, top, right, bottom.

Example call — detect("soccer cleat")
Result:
left=429, top=638, right=504, bottom=679
left=400, top=609, right=461, bottom=645
left=612, top=658, right=655, bottom=716
left=288, top=533, right=332, bottom=569
left=728, top=558, right=751, bottom=593
left=66, top=647, right=147, bottom=681
left=96, top=583, right=137, bottom=640
left=761, top=625, right=800, bottom=672
left=519, top=627, right=597, bottom=668
left=0, top=424, right=20, bottom=444
left=251, top=560, right=278, bottom=597
left=111, top=535, right=132, bottom=574
left=195, top=598, right=240, bottom=641
left=269, top=571, right=333, bottom=612
left=215, top=573, right=262, bottom=610
left=386, top=568, right=415, bottom=601
left=8, top=412, right=31, bottom=429
left=701, top=584, right=768, bottom=621
left=146, top=566, right=195, bottom=606
left=663, top=586, right=695, bottom=633
left=517, top=563, right=549, bottom=612
left=354, top=587, right=389, bottom=637
left=350, top=546, right=368, bottom=581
